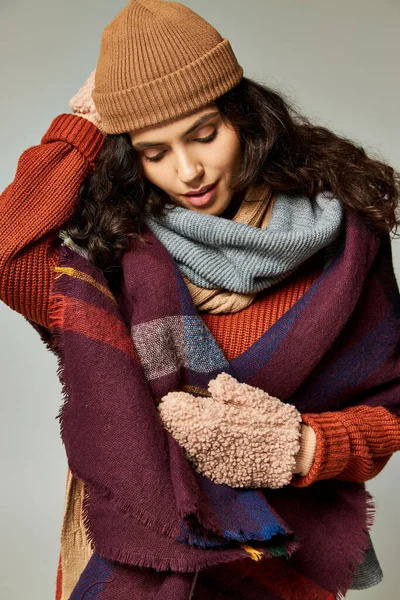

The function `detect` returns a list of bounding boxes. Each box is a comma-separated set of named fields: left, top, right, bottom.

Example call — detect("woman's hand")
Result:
left=158, top=372, right=302, bottom=489
left=69, top=70, right=103, bottom=132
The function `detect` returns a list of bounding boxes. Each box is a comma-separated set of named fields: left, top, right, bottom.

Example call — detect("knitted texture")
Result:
left=146, top=192, right=344, bottom=293
left=57, top=470, right=93, bottom=599
left=158, top=372, right=302, bottom=488
left=91, top=0, right=243, bottom=133
left=184, top=184, right=276, bottom=314
left=349, top=541, right=383, bottom=590
left=0, top=114, right=104, bottom=328
left=201, top=252, right=323, bottom=358
left=293, top=405, right=400, bottom=487
left=293, top=423, right=317, bottom=476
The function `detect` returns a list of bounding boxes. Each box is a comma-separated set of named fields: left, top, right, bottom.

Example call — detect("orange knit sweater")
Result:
left=1, top=113, right=399, bottom=488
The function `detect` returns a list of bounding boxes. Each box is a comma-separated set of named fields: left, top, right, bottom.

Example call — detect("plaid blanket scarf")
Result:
left=32, top=207, right=399, bottom=599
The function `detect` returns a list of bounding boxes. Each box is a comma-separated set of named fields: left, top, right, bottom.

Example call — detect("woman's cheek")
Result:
left=218, top=130, right=242, bottom=168
left=142, top=162, right=165, bottom=187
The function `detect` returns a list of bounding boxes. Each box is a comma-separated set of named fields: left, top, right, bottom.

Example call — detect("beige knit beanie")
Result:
left=92, top=0, right=243, bottom=134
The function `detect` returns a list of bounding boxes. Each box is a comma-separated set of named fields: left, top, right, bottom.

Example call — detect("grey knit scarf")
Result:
left=146, top=191, right=345, bottom=293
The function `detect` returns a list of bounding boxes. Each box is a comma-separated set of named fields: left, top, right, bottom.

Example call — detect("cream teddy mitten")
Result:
left=68, top=70, right=103, bottom=132
left=158, top=372, right=302, bottom=489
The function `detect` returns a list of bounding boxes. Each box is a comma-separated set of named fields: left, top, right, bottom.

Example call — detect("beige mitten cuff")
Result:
left=293, top=423, right=317, bottom=476
left=158, top=373, right=302, bottom=489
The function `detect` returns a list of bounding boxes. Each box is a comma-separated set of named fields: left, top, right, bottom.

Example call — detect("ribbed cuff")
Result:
left=41, top=114, right=104, bottom=164
left=291, top=412, right=351, bottom=487
left=293, top=423, right=317, bottom=476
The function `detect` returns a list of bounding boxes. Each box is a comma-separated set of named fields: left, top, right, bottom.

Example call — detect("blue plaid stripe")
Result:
left=69, top=552, right=114, bottom=599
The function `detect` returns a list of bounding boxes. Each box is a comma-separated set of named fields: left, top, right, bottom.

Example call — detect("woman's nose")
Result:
left=175, top=151, right=204, bottom=184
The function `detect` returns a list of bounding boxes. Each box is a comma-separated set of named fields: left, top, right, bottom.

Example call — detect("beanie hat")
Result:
left=92, top=0, right=243, bottom=134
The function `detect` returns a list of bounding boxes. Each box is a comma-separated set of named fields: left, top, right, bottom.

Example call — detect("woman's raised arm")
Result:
left=0, top=114, right=104, bottom=328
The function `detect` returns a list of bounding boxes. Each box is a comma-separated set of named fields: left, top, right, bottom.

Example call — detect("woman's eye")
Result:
left=144, top=152, right=165, bottom=163
left=143, top=130, right=218, bottom=163
left=195, top=129, right=219, bottom=144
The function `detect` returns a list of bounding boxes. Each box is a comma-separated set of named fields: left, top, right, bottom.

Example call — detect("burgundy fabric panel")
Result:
left=39, top=206, right=400, bottom=599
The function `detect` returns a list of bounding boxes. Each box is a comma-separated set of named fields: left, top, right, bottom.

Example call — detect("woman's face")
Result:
left=128, top=103, right=242, bottom=215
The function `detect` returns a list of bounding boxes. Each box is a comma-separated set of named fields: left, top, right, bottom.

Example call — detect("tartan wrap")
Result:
left=35, top=207, right=399, bottom=599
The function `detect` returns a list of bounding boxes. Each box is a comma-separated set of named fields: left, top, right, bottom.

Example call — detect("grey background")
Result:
left=0, top=1, right=399, bottom=598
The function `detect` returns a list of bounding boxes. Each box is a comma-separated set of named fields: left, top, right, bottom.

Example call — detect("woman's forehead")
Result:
left=130, top=103, right=218, bottom=144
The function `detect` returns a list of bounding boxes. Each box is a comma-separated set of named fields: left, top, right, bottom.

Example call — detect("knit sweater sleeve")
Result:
left=0, top=114, right=104, bottom=329
left=290, top=405, right=400, bottom=487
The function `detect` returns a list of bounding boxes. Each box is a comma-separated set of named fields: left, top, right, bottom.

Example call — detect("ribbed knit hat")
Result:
left=92, top=0, right=243, bottom=134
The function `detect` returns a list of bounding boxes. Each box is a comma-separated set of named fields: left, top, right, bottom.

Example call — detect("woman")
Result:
left=1, top=1, right=400, bottom=598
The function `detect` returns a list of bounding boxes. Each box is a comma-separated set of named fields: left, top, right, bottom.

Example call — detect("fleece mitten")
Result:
left=68, top=70, right=103, bottom=132
left=158, top=372, right=302, bottom=489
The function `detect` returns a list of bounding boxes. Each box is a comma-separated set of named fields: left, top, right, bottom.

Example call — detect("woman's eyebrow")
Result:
left=131, top=111, right=219, bottom=149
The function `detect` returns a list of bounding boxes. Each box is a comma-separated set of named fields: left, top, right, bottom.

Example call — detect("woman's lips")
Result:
left=183, top=180, right=219, bottom=207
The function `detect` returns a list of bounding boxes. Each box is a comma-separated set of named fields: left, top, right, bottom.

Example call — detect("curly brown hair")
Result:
left=65, top=76, right=400, bottom=287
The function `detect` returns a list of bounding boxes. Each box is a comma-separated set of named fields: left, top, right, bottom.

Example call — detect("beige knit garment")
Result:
left=59, top=470, right=93, bottom=599
left=158, top=373, right=302, bottom=489
left=294, top=423, right=317, bottom=475
left=184, top=184, right=276, bottom=314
